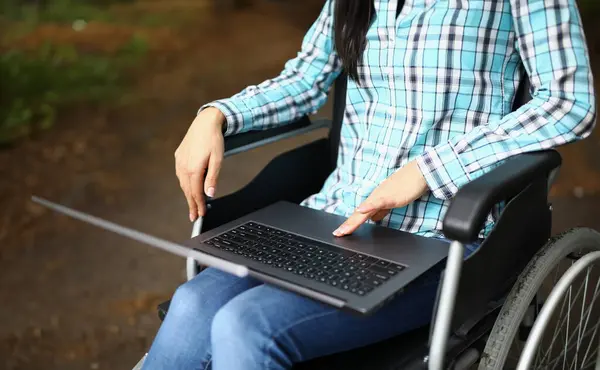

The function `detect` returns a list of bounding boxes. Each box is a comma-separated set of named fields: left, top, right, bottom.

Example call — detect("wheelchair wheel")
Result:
left=478, top=228, right=600, bottom=370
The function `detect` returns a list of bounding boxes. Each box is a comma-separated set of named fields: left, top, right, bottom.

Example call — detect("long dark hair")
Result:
left=334, top=0, right=375, bottom=83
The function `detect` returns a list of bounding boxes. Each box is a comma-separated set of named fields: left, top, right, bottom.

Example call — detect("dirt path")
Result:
left=1, top=2, right=599, bottom=370
left=0, top=2, right=327, bottom=369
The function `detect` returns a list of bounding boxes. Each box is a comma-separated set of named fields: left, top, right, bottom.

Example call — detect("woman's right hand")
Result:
left=175, top=107, right=226, bottom=222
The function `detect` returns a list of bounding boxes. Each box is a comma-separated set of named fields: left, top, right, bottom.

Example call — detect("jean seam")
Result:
left=262, top=308, right=338, bottom=369
left=203, top=359, right=212, bottom=370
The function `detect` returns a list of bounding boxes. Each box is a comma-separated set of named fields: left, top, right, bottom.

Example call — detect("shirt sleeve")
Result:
left=200, top=0, right=342, bottom=136
left=416, top=0, right=596, bottom=200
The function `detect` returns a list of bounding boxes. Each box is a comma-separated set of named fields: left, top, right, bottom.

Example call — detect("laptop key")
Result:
left=373, top=273, right=389, bottom=281
left=368, top=279, right=382, bottom=287
left=369, top=264, right=398, bottom=277
left=375, top=260, right=390, bottom=267
left=389, top=263, right=406, bottom=272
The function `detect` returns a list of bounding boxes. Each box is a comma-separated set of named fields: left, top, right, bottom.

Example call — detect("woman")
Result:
left=143, top=0, right=595, bottom=369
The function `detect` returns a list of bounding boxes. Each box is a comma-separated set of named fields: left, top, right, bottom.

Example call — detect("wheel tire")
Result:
left=478, top=228, right=600, bottom=370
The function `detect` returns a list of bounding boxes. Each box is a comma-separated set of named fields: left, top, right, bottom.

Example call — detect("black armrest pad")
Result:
left=224, top=116, right=312, bottom=153
left=443, top=150, right=561, bottom=243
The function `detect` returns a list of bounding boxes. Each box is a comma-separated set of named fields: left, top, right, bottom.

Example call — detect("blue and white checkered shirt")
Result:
left=204, top=0, right=596, bottom=239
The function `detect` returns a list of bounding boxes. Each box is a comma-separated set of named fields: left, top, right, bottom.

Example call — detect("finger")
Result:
left=204, top=152, right=222, bottom=198
left=357, top=197, right=388, bottom=214
left=178, top=173, right=197, bottom=222
left=190, top=171, right=206, bottom=217
left=333, top=209, right=376, bottom=237
left=370, top=209, right=390, bottom=222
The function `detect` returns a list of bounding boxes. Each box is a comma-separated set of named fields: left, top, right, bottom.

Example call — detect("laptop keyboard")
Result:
left=204, top=222, right=406, bottom=296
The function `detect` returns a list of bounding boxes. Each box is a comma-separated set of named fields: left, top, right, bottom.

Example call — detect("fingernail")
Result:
left=189, top=213, right=195, bottom=222
left=206, top=187, right=215, bottom=197
left=333, top=226, right=346, bottom=236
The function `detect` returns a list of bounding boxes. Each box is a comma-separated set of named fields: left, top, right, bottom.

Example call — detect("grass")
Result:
left=0, top=0, right=203, bottom=32
left=0, top=36, right=147, bottom=144
left=0, top=0, right=169, bottom=144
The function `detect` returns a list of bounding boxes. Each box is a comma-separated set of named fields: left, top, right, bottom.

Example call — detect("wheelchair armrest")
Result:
left=442, top=150, right=561, bottom=243
left=223, top=116, right=331, bottom=158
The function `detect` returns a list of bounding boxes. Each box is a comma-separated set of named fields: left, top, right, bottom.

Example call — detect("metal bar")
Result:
left=132, top=353, right=147, bottom=370
left=429, top=241, right=465, bottom=370
left=517, top=251, right=600, bottom=370
left=31, top=196, right=249, bottom=278
left=223, top=119, right=330, bottom=158
left=186, top=217, right=203, bottom=280
left=595, top=339, right=600, bottom=370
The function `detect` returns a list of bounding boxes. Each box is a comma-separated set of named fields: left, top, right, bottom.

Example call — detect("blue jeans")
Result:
left=142, top=243, right=478, bottom=370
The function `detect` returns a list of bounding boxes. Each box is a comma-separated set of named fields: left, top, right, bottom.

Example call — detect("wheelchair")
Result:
left=134, top=72, right=600, bottom=370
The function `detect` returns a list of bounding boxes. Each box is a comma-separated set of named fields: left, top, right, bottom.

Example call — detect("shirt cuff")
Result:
left=416, top=141, right=472, bottom=200
left=198, top=98, right=253, bottom=136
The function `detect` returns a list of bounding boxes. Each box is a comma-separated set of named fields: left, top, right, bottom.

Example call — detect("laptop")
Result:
left=32, top=196, right=450, bottom=315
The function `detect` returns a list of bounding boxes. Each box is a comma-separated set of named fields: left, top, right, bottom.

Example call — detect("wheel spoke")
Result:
left=571, top=269, right=591, bottom=369
left=538, top=273, right=588, bottom=365
left=580, top=276, right=600, bottom=367
left=539, top=272, right=600, bottom=369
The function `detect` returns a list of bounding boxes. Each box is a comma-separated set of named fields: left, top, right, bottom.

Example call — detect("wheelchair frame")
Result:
left=139, top=72, right=598, bottom=370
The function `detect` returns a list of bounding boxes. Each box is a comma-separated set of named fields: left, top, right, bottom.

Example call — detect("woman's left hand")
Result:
left=333, top=160, right=429, bottom=236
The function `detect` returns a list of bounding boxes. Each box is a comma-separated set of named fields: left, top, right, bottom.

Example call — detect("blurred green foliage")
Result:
left=0, top=0, right=197, bottom=31
left=0, top=36, right=147, bottom=144
left=0, top=0, right=134, bottom=23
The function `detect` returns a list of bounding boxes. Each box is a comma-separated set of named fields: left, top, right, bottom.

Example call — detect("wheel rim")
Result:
left=516, top=251, right=600, bottom=370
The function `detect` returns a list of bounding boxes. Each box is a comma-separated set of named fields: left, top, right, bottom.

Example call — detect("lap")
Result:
left=210, top=270, right=439, bottom=364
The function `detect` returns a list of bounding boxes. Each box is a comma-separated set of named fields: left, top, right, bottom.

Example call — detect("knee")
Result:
left=211, top=298, right=267, bottom=349
left=167, top=280, right=204, bottom=320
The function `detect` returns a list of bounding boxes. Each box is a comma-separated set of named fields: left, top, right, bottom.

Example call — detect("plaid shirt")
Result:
left=204, top=0, right=596, bottom=239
